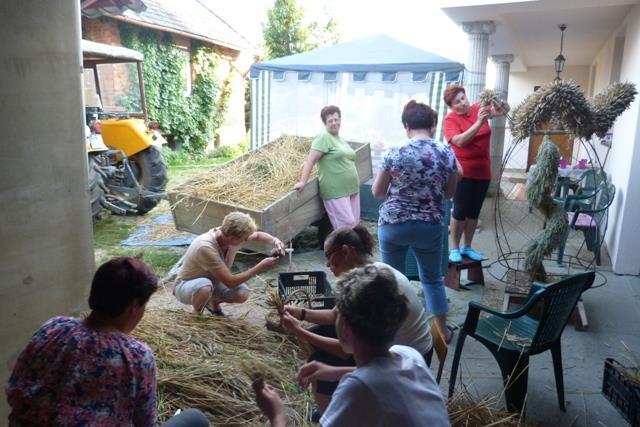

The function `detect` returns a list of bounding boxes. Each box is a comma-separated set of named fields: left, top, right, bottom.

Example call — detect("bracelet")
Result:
left=300, top=308, right=306, bottom=321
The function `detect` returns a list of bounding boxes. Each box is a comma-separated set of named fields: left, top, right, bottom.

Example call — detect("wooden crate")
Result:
left=168, top=141, right=372, bottom=245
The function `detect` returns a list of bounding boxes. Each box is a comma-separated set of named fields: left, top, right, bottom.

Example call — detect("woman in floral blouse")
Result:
left=372, top=100, right=461, bottom=343
left=6, top=257, right=208, bottom=427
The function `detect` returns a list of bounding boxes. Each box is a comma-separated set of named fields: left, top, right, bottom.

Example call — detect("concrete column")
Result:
left=0, top=1, right=94, bottom=419
left=462, top=21, right=496, bottom=103
left=489, top=54, right=514, bottom=195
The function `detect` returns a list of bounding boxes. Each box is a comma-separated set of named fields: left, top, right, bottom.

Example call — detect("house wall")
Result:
left=1, top=0, right=94, bottom=419
left=81, top=17, right=248, bottom=148
left=501, top=65, right=590, bottom=169
left=590, top=3, right=640, bottom=274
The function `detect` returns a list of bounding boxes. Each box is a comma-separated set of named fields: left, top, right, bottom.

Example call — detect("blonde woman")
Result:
left=174, top=211, right=285, bottom=315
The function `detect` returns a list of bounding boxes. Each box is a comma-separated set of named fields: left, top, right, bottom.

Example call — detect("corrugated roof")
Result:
left=116, top=0, right=254, bottom=53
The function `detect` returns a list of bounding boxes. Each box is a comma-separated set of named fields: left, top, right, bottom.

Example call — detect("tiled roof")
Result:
left=118, top=0, right=254, bottom=52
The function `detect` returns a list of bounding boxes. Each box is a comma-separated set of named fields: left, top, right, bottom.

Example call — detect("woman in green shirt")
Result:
left=293, top=105, right=360, bottom=228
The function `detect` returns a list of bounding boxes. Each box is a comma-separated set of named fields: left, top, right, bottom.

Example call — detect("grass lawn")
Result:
left=93, top=145, right=243, bottom=277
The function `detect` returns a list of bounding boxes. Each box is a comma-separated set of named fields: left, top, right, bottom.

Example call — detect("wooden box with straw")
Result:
left=167, top=135, right=372, bottom=249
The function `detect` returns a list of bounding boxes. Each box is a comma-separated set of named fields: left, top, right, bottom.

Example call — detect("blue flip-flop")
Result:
left=449, top=249, right=463, bottom=263
left=460, top=247, right=484, bottom=261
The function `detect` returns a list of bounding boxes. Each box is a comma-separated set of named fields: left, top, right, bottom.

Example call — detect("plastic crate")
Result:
left=602, top=358, right=640, bottom=427
left=278, top=271, right=335, bottom=309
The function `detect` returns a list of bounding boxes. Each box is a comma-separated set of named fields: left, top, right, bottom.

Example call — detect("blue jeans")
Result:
left=378, top=221, right=448, bottom=316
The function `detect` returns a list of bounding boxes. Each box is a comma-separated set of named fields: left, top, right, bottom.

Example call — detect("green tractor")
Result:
left=82, top=39, right=168, bottom=219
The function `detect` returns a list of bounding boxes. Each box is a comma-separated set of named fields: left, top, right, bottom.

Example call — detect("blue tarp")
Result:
left=122, top=214, right=196, bottom=247
left=251, top=34, right=464, bottom=80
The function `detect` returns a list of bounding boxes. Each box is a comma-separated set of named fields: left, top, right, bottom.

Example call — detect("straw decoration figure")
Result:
left=511, top=80, right=636, bottom=142
left=511, top=80, right=636, bottom=278
left=590, top=82, right=637, bottom=138
left=524, top=135, right=567, bottom=280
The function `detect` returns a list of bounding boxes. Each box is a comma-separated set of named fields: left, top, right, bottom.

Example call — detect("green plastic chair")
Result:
left=448, top=271, right=595, bottom=413
left=553, top=168, right=607, bottom=211
left=557, top=183, right=615, bottom=265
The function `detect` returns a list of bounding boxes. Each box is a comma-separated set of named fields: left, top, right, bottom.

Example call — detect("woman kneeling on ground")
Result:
left=254, top=265, right=450, bottom=427
left=6, top=257, right=208, bottom=427
left=279, top=225, right=433, bottom=416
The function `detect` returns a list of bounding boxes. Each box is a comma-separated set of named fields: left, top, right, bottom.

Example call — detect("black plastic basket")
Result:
left=602, top=358, right=640, bottom=427
left=278, top=271, right=335, bottom=309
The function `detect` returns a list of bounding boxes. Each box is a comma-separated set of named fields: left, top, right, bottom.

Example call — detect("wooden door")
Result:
left=527, top=130, right=574, bottom=171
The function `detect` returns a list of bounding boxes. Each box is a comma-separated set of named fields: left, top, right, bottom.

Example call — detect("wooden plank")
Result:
left=168, top=193, right=263, bottom=235
left=268, top=196, right=325, bottom=243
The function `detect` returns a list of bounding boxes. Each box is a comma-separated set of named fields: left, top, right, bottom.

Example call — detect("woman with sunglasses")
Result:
left=279, top=224, right=432, bottom=416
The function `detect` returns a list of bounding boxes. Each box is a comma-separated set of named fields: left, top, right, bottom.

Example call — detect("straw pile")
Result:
left=133, top=309, right=313, bottom=426
left=171, top=136, right=313, bottom=211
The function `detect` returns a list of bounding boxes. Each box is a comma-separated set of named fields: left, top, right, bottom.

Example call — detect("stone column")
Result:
left=462, top=21, right=496, bottom=103
left=489, top=54, right=514, bottom=195
left=0, top=1, right=94, bottom=419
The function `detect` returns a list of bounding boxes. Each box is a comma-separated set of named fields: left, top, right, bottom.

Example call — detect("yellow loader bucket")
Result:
left=100, top=118, right=159, bottom=157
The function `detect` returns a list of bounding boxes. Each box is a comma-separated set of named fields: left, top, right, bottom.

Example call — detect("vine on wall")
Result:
left=119, top=23, right=230, bottom=153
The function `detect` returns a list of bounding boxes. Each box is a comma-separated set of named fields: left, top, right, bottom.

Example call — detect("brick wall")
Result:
left=82, top=18, right=127, bottom=112
left=82, top=17, right=121, bottom=45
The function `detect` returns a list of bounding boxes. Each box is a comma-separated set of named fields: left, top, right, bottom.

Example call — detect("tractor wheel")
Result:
left=88, top=154, right=105, bottom=220
left=128, top=145, right=168, bottom=214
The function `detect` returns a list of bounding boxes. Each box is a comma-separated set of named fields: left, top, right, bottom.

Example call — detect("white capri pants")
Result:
left=174, top=277, right=249, bottom=305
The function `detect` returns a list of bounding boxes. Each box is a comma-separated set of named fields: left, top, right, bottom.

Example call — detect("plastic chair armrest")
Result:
left=469, top=290, right=543, bottom=320
left=526, top=281, right=546, bottom=298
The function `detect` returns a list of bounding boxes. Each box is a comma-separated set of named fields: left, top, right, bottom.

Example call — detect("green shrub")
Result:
left=119, top=23, right=231, bottom=155
left=163, top=141, right=248, bottom=167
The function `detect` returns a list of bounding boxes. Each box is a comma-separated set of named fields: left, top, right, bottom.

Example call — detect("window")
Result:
left=324, top=72, right=338, bottom=82
left=610, top=34, right=625, bottom=84
left=249, top=68, right=260, bottom=80
left=273, top=71, right=285, bottom=81
left=412, top=72, right=427, bottom=82
left=180, top=49, right=191, bottom=96
left=353, top=72, right=367, bottom=82
left=382, top=72, right=397, bottom=83
left=298, top=71, right=311, bottom=81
